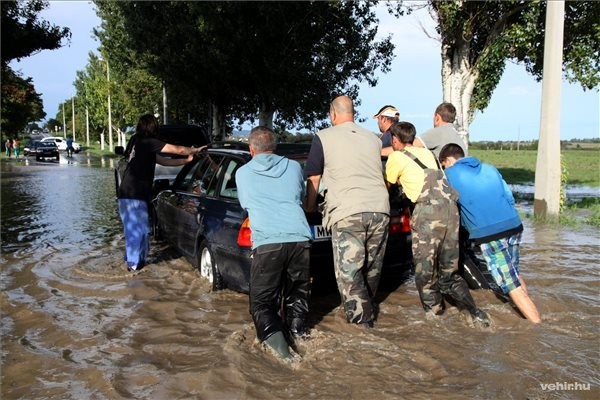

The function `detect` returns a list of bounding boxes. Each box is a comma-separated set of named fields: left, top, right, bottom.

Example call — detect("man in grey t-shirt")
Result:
left=415, top=102, right=467, bottom=159
left=305, top=95, right=390, bottom=329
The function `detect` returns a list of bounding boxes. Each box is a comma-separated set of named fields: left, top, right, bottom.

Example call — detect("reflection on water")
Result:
left=1, top=157, right=599, bottom=399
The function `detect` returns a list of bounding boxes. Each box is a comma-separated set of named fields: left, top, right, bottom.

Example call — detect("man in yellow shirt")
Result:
left=385, top=121, right=490, bottom=327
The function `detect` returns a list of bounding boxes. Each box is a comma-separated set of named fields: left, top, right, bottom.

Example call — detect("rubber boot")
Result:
left=264, top=331, right=293, bottom=361
left=471, top=308, right=492, bottom=328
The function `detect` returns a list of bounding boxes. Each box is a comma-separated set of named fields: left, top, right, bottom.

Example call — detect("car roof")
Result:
left=158, top=124, right=210, bottom=147
left=211, top=141, right=311, bottom=158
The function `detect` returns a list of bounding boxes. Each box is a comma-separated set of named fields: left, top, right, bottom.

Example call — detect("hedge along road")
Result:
left=1, top=156, right=598, bottom=399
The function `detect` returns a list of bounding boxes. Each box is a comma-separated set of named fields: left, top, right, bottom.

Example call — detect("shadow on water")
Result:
left=310, top=265, right=413, bottom=327
left=497, top=167, right=535, bottom=183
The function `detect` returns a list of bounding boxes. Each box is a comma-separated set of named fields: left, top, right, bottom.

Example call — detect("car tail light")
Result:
left=389, top=208, right=411, bottom=234
left=237, top=217, right=253, bottom=247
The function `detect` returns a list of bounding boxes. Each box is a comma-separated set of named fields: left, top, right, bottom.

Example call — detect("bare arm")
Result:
left=381, top=146, right=394, bottom=157
left=161, top=143, right=207, bottom=156
left=413, top=137, right=426, bottom=148
left=156, top=154, right=193, bottom=166
left=305, top=174, right=322, bottom=212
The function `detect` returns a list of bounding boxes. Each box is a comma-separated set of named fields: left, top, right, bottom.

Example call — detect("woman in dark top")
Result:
left=117, top=114, right=206, bottom=271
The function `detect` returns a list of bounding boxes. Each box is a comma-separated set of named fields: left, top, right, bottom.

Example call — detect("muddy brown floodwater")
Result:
left=1, top=156, right=598, bottom=400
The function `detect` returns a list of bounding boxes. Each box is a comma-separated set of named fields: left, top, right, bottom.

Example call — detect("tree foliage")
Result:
left=1, top=0, right=70, bottom=134
left=0, top=0, right=71, bottom=66
left=92, top=1, right=394, bottom=136
left=388, top=0, right=599, bottom=137
left=1, top=67, right=45, bottom=134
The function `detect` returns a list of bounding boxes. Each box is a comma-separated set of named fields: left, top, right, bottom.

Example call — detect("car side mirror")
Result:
left=115, top=146, right=125, bottom=155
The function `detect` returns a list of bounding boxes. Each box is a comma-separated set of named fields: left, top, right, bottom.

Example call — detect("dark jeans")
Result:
left=249, top=241, right=311, bottom=342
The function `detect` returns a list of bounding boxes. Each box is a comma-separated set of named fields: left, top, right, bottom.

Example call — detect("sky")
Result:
left=10, top=1, right=600, bottom=142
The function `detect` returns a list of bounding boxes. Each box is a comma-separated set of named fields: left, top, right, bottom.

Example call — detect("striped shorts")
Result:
left=479, top=232, right=522, bottom=294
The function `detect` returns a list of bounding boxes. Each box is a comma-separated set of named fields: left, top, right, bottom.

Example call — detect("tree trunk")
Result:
left=441, top=41, right=477, bottom=148
left=258, top=102, right=274, bottom=129
left=211, top=103, right=225, bottom=140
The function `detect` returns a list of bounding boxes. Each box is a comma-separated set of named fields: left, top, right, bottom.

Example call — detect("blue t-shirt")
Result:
left=445, top=157, right=522, bottom=242
left=237, top=153, right=311, bottom=249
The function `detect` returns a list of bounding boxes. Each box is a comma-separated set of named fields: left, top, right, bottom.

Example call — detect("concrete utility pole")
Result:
left=71, top=97, right=76, bottom=141
left=85, top=106, right=90, bottom=147
left=107, top=61, right=113, bottom=151
left=62, top=103, right=66, bottom=138
left=534, top=0, right=565, bottom=221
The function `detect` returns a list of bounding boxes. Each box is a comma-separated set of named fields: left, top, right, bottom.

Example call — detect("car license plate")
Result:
left=311, top=224, right=331, bottom=241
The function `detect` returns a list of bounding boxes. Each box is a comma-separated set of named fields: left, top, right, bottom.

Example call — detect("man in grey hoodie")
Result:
left=236, top=126, right=313, bottom=361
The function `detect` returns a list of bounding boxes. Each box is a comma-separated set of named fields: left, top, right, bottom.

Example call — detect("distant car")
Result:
left=40, top=136, right=81, bottom=153
left=33, top=141, right=60, bottom=161
left=24, top=140, right=41, bottom=156
left=152, top=143, right=413, bottom=293
left=113, top=124, right=211, bottom=198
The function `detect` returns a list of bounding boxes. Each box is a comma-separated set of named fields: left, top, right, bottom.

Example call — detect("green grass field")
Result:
left=470, top=149, right=600, bottom=186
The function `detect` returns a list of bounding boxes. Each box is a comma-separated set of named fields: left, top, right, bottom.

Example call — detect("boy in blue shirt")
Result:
left=440, top=144, right=541, bottom=323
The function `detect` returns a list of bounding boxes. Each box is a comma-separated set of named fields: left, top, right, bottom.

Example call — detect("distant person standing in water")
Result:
left=13, top=137, right=21, bottom=160
left=117, top=114, right=206, bottom=272
left=66, top=136, right=74, bottom=157
left=5, top=138, right=13, bottom=157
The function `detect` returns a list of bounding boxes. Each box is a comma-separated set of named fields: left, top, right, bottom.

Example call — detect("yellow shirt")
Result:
left=385, top=146, right=438, bottom=203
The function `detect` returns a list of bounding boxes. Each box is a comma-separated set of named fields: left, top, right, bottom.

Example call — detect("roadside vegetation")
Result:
left=470, top=140, right=600, bottom=228
left=470, top=140, right=600, bottom=187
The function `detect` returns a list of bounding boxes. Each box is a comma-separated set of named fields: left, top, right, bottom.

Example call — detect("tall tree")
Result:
left=93, top=1, right=394, bottom=137
left=71, top=52, right=163, bottom=143
left=1, top=0, right=70, bottom=134
left=389, top=1, right=599, bottom=141
left=1, top=68, right=45, bottom=134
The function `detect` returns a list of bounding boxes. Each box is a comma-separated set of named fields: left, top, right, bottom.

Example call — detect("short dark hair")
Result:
left=439, top=143, right=465, bottom=163
left=248, top=126, right=277, bottom=152
left=435, top=102, right=456, bottom=123
left=136, top=114, right=159, bottom=138
left=390, top=121, right=417, bottom=144
left=389, top=121, right=416, bottom=145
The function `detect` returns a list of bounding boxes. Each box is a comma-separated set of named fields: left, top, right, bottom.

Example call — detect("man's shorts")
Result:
left=479, top=232, right=522, bottom=294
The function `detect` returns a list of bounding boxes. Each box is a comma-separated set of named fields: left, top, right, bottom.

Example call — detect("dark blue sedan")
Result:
left=152, top=143, right=412, bottom=293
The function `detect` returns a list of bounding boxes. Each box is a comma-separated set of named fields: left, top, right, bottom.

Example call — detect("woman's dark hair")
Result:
left=136, top=114, right=159, bottom=138
left=389, top=121, right=416, bottom=144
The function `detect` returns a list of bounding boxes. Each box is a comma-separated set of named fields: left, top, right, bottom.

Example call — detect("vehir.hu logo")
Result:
left=540, top=382, right=591, bottom=391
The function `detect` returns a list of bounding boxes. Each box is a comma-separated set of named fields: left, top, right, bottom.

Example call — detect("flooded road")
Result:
left=1, top=156, right=598, bottom=399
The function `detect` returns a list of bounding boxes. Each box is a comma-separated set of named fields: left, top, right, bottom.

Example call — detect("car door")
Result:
left=158, top=154, right=225, bottom=259
left=196, top=156, right=250, bottom=289
left=204, top=157, right=245, bottom=253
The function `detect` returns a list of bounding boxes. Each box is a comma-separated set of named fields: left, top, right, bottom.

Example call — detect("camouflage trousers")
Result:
left=411, top=200, right=478, bottom=314
left=331, top=212, right=389, bottom=324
